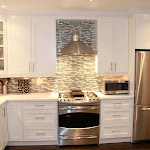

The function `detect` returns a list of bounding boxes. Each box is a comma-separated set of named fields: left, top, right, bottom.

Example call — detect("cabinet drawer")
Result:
left=24, top=125, right=57, bottom=141
left=23, top=109, right=57, bottom=126
left=101, top=99, right=133, bottom=108
left=101, top=109, right=130, bottom=123
left=22, top=102, right=57, bottom=110
left=100, top=123, right=131, bottom=139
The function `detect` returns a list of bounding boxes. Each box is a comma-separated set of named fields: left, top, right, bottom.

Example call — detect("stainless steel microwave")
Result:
left=100, top=80, right=130, bottom=95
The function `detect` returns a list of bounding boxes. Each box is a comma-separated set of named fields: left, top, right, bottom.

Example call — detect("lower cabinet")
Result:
left=0, top=102, right=8, bottom=150
left=100, top=99, right=133, bottom=142
left=7, top=101, right=58, bottom=142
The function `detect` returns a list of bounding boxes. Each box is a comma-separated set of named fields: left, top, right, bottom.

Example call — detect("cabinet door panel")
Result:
left=7, top=16, right=31, bottom=75
left=7, top=102, right=23, bottom=141
left=32, top=16, right=56, bottom=76
left=0, top=107, right=3, bottom=150
left=114, top=22, right=128, bottom=74
left=98, top=20, right=114, bottom=76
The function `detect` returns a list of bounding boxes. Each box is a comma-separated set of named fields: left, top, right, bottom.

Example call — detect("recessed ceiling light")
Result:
left=1, top=5, right=6, bottom=8
left=88, top=0, right=94, bottom=1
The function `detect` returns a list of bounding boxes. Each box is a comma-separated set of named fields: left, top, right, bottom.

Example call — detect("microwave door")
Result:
left=135, top=51, right=150, bottom=105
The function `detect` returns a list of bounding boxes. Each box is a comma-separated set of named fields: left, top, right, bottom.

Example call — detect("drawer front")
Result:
left=23, top=110, right=57, bottom=126
left=22, top=102, right=57, bottom=110
left=24, top=126, right=57, bottom=141
left=101, top=99, right=133, bottom=108
left=101, top=108, right=130, bottom=123
left=100, top=123, right=131, bottom=139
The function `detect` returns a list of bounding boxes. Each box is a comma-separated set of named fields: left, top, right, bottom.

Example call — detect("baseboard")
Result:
left=100, top=137, right=131, bottom=144
left=7, top=141, right=58, bottom=146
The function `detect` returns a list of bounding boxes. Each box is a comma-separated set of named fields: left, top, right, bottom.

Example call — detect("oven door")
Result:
left=59, top=105, right=100, bottom=145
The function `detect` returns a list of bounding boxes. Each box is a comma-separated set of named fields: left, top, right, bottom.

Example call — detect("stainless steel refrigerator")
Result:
left=134, top=50, right=150, bottom=141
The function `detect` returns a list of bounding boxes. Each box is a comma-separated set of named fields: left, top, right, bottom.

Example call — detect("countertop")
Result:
left=0, top=92, right=134, bottom=105
left=0, top=92, right=58, bottom=105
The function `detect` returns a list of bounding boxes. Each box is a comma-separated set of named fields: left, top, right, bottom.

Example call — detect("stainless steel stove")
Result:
left=59, top=90, right=100, bottom=104
left=58, top=90, right=100, bottom=146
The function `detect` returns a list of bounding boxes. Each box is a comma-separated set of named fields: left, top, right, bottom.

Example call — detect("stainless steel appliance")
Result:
left=58, top=30, right=95, bottom=56
left=134, top=50, right=150, bottom=141
left=100, top=80, right=129, bottom=95
left=58, top=90, right=100, bottom=146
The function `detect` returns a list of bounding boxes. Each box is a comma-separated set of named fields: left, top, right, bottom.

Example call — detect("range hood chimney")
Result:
left=58, top=31, right=95, bottom=56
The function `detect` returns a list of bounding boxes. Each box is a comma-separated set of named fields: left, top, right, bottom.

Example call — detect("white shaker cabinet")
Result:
left=7, top=16, right=31, bottom=75
left=100, top=99, right=133, bottom=141
left=135, top=14, right=150, bottom=49
left=0, top=102, right=8, bottom=150
left=31, top=16, right=56, bottom=76
left=7, top=102, right=23, bottom=141
left=0, top=106, right=3, bottom=150
left=98, top=17, right=128, bottom=76
left=7, top=16, right=56, bottom=77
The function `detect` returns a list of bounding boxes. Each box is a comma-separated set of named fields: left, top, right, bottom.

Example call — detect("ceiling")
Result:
left=0, top=0, right=150, bottom=12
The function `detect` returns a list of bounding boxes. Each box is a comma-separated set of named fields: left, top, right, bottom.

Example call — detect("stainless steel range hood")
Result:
left=58, top=31, right=95, bottom=56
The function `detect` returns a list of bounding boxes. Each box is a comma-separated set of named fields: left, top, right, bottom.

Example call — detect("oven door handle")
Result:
left=59, top=106, right=99, bottom=110
left=59, top=135, right=97, bottom=140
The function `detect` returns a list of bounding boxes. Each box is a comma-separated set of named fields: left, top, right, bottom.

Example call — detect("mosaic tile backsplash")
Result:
left=0, top=56, right=100, bottom=93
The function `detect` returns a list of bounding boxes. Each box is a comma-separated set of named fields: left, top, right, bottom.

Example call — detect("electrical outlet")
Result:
left=36, top=78, right=43, bottom=85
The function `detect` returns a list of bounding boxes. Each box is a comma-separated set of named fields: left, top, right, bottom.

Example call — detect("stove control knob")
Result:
left=96, top=99, right=99, bottom=101
left=60, top=99, right=62, bottom=101
left=93, top=99, right=95, bottom=101
left=89, top=99, right=91, bottom=101
left=67, top=99, right=69, bottom=101
left=64, top=99, right=66, bottom=102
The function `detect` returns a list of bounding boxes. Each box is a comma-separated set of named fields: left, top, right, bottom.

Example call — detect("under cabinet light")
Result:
left=1, top=5, right=6, bottom=8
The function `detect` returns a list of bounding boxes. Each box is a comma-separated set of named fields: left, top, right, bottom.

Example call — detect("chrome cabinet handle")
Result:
left=34, top=105, right=45, bottom=106
left=141, top=108, right=150, bottom=111
left=33, top=63, right=34, bottom=72
left=35, top=117, right=45, bottom=120
left=111, top=62, right=112, bottom=71
left=115, top=62, right=116, bottom=71
left=36, top=133, right=46, bottom=136
left=29, top=63, right=31, bottom=72
left=3, top=107, right=5, bottom=117
left=113, top=103, right=122, bottom=104
left=112, top=115, right=122, bottom=117
left=112, top=130, right=121, bottom=133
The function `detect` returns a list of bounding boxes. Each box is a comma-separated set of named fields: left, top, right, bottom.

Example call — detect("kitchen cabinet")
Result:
left=0, top=102, right=8, bottom=150
left=7, top=101, right=58, bottom=142
left=0, top=15, right=7, bottom=76
left=7, top=16, right=56, bottom=77
left=22, top=102, right=58, bottom=141
left=7, top=102, right=23, bottom=141
left=97, top=17, right=128, bottom=76
left=100, top=99, right=133, bottom=140
left=135, top=14, right=150, bottom=49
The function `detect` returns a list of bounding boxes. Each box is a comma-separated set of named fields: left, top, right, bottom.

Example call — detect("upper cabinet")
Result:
left=7, top=16, right=56, bottom=77
left=135, top=14, right=150, bottom=49
left=97, top=17, right=128, bottom=76
left=0, top=15, right=7, bottom=76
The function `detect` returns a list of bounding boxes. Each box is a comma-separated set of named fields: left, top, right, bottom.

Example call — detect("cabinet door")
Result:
left=32, top=16, right=56, bottom=77
left=98, top=19, right=114, bottom=76
left=7, top=102, right=23, bottom=141
left=0, top=107, right=3, bottom=150
left=0, top=16, right=7, bottom=75
left=136, top=14, right=150, bottom=49
left=113, top=21, right=128, bottom=75
left=7, top=16, right=31, bottom=75
left=1, top=103, right=8, bottom=149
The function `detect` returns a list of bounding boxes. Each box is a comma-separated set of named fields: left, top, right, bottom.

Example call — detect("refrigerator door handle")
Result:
left=141, top=108, right=150, bottom=111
